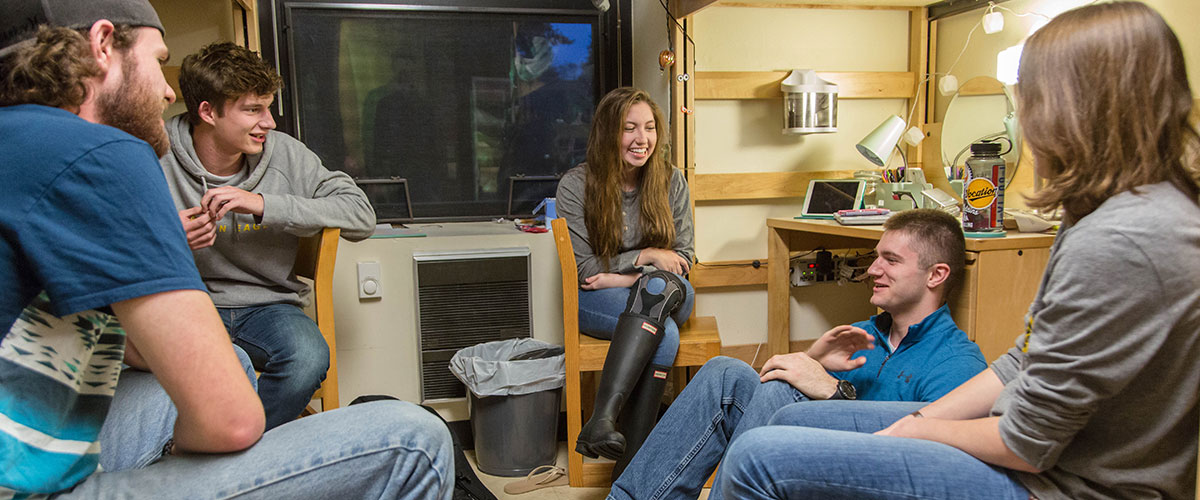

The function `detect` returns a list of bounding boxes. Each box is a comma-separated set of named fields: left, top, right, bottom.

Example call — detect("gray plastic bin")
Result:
left=450, top=338, right=565, bottom=477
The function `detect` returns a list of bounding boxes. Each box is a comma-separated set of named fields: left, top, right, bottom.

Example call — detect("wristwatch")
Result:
left=827, top=379, right=857, bottom=400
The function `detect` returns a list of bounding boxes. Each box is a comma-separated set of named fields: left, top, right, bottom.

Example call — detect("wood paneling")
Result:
left=692, top=170, right=857, bottom=201
left=696, top=71, right=915, bottom=100
left=958, top=77, right=1006, bottom=96
left=691, top=260, right=769, bottom=288
left=718, top=2, right=915, bottom=10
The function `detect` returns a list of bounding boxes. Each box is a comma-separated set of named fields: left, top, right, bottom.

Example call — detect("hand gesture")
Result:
left=178, top=207, right=217, bottom=250
left=637, top=247, right=690, bottom=275
left=758, top=352, right=838, bottom=400
left=806, top=325, right=874, bottom=372
left=202, top=186, right=264, bottom=221
left=581, top=272, right=640, bottom=291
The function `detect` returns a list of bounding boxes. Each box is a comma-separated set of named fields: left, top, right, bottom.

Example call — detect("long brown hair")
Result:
left=584, top=87, right=675, bottom=267
left=1019, top=1, right=1199, bottom=219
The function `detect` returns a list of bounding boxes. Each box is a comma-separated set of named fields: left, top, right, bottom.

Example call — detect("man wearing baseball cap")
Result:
left=0, top=1, right=452, bottom=497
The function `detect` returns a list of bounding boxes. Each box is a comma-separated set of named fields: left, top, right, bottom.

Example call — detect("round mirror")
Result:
left=941, top=76, right=1019, bottom=180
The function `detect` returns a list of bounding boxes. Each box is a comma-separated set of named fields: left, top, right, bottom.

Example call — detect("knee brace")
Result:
left=623, top=271, right=688, bottom=325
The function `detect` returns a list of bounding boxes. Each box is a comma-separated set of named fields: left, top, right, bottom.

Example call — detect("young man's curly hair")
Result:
left=0, top=25, right=136, bottom=109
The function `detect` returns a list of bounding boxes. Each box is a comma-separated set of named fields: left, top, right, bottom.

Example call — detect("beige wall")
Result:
left=689, top=5, right=914, bottom=347
left=150, top=0, right=237, bottom=117
left=933, top=0, right=1200, bottom=121
left=331, top=225, right=562, bottom=419
left=932, top=0, right=1200, bottom=208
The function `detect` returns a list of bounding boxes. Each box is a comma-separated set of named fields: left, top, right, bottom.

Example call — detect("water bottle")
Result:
left=962, top=139, right=1007, bottom=232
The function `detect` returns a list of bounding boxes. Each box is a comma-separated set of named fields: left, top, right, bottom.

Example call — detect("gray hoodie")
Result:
left=160, top=114, right=375, bottom=307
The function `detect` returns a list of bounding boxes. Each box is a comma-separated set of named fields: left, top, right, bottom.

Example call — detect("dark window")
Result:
left=265, top=1, right=626, bottom=221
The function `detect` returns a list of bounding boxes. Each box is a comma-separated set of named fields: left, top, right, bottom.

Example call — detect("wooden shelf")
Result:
left=692, top=170, right=857, bottom=201
left=696, top=71, right=915, bottom=100
left=691, top=260, right=769, bottom=288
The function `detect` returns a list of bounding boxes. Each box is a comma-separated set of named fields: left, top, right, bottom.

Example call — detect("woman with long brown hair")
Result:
left=713, top=2, right=1200, bottom=498
left=556, top=87, right=695, bottom=478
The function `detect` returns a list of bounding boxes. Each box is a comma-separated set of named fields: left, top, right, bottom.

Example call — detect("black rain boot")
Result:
left=574, top=312, right=665, bottom=460
left=575, top=272, right=688, bottom=461
left=610, top=363, right=671, bottom=481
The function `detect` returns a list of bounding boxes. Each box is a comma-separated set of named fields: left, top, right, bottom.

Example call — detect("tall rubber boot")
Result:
left=575, top=271, right=687, bottom=461
left=610, top=363, right=671, bottom=481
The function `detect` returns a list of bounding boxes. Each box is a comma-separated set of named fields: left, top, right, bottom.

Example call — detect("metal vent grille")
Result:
left=414, top=248, right=531, bottom=401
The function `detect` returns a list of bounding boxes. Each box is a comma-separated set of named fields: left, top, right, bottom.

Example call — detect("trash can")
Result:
left=449, top=338, right=565, bottom=477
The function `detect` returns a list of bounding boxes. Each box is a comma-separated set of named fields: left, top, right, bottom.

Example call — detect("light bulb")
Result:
left=983, top=11, right=1004, bottom=34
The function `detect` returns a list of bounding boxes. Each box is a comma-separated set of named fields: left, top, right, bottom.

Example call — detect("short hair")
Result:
left=1019, top=1, right=1199, bottom=218
left=882, top=209, right=965, bottom=298
left=0, top=24, right=136, bottom=109
left=179, top=42, right=282, bottom=125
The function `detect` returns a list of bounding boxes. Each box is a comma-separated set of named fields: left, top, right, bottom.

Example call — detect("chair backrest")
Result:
left=551, top=217, right=581, bottom=352
left=294, top=228, right=340, bottom=327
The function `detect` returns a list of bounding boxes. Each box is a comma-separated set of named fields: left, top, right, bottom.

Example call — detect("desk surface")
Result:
left=767, top=217, right=1057, bottom=251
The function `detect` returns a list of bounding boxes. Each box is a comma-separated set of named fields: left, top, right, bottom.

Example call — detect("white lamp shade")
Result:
left=856, top=114, right=906, bottom=166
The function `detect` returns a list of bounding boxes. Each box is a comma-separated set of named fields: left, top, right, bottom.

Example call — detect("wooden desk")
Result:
left=767, top=218, right=1057, bottom=362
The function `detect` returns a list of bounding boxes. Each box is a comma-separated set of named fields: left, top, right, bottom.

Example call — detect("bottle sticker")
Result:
left=965, top=178, right=998, bottom=210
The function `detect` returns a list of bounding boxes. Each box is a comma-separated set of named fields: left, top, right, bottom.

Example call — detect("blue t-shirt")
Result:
left=0, top=105, right=205, bottom=495
left=835, top=304, right=987, bottom=402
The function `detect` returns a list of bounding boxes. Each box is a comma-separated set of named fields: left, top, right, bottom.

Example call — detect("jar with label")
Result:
left=962, top=139, right=1007, bottom=232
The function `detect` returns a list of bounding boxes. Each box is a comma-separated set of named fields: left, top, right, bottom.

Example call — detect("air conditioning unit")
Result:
left=413, top=247, right=531, bottom=401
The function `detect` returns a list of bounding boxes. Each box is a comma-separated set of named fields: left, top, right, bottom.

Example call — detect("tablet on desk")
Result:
left=797, top=179, right=865, bottom=219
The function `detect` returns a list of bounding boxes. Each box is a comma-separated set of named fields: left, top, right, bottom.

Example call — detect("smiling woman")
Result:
left=555, top=87, right=697, bottom=480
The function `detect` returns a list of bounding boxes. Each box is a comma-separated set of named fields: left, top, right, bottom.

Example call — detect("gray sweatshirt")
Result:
left=160, top=114, right=375, bottom=307
left=555, top=164, right=694, bottom=281
left=990, top=182, right=1200, bottom=499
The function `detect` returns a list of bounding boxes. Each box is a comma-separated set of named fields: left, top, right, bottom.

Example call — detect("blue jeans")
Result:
left=609, top=356, right=809, bottom=500
left=98, top=345, right=259, bottom=472
left=89, top=353, right=453, bottom=499
left=578, top=273, right=694, bottom=366
left=716, top=400, right=1030, bottom=499
left=219, top=303, right=331, bottom=430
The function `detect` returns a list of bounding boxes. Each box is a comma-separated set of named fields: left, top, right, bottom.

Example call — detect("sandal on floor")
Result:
left=503, top=465, right=568, bottom=495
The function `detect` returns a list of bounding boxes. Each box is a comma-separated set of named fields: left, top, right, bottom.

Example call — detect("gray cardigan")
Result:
left=555, top=164, right=694, bottom=282
left=989, top=182, right=1200, bottom=499
left=160, top=114, right=376, bottom=307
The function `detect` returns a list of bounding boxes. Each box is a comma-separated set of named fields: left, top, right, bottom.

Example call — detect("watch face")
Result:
left=839, top=380, right=857, bottom=400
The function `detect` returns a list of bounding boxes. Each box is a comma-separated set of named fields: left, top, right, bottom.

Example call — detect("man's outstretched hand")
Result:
left=806, top=325, right=874, bottom=372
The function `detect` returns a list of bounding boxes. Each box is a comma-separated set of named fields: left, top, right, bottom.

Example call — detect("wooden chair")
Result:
left=552, top=217, right=721, bottom=487
left=294, top=227, right=341, bottom=411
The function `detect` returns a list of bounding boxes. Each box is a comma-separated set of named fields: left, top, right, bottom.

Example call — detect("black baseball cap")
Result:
left=0, top=0, right=164, bottom=57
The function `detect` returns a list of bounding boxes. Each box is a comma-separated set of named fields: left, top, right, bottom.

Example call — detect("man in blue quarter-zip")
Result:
left=608, top=209, right=987, bottom=500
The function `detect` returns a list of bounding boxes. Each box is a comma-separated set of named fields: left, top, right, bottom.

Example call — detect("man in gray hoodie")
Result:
left=160, top=42, right=375, bottom=430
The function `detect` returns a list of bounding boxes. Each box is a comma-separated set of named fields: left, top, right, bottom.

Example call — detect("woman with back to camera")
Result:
left=713, top=2, right=1200, bottom=499
left=556, top=87, right=695, bottom=479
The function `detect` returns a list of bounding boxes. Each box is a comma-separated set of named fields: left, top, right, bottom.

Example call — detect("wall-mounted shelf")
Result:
left=692, top=170, right=858, bottom=201
left=696, top=71, right=916, bottom=100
